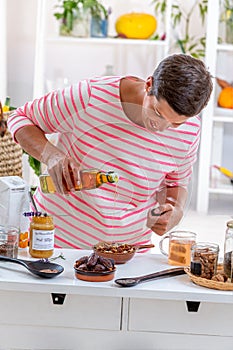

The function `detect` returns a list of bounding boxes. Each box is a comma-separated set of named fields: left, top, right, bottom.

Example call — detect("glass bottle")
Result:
left=39, top=168, right=119, bottom=194
left=223, top=220, right=233, bottom=280
left=29, top=214, right=54, bottom=258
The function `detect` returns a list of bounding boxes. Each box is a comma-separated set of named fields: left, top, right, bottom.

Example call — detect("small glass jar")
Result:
left=190, top=242, right=219, bottom=279
left=0, top=225, right=19, bottom=258
left=29, top=214, right=54, bottom=258
left=223, top=220, right=233, bottom=280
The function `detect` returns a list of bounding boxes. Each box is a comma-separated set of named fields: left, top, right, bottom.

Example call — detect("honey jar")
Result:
left=29, top=214, right=54, bottom=258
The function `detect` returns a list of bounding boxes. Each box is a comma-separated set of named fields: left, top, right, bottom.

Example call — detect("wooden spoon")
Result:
left=0, top=255, right=64, bottom=278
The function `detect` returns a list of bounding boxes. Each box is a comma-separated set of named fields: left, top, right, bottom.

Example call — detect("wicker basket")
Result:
left=0, top=102, right=22, bottom=177
left=185, top=265, right=233, bottom=291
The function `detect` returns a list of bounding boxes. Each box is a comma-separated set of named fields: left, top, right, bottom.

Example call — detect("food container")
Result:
left=93, top=241, right=154, bottom=264
left=74, top=267, right=116, bottom=282
left=29, top=214, right=54, bottom=258
left=74, top=252, right=116, bottom=282
left=223, top=220, right=233, bottom=280
left=190, top=242, right=219, bottom=279
left=0, top=225, right=19, bottom=258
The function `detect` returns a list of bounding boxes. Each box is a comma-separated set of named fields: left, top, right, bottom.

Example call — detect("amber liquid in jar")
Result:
left=29, top=215, right=54, bottom=258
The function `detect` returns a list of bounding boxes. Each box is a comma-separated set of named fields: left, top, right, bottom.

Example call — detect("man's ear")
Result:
left=145, top=76, right=153, bottom=93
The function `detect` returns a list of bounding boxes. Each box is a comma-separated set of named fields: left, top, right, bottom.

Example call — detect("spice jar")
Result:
left=223, top=220, right=233, bottom=280
left=0, top=225, right=19, bottom=258
left=29, top=214, right=54, bottom=258
left=190, top=242, right=219, bottom=279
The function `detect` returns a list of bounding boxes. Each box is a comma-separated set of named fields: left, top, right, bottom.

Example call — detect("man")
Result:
left=8, top=54, right=213, bottom=249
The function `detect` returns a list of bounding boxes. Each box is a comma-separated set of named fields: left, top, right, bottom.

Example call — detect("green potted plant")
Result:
left=54, top=0, right=109, bottom=38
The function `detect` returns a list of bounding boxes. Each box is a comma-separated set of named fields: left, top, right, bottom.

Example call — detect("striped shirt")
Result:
left=8, top=76, right=201, bottom=249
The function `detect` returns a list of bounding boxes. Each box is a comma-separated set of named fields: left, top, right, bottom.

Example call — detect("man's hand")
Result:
left=146, top=203, right=183, bottom=236
left=45, top=152, right=80, bottom=194
left=14, top=125, right=81, bottom=194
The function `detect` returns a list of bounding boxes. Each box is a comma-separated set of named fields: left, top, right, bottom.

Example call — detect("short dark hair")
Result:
left=149, top=54, right=213, bottom=117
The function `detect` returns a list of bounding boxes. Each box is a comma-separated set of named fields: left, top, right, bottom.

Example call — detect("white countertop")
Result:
left=0, top=248, right=232, bottom=303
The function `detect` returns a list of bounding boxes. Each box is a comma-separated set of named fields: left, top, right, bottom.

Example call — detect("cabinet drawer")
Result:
left=0, top=291, right=122, bottom=331
left=128, top=298, right=233, bottom=336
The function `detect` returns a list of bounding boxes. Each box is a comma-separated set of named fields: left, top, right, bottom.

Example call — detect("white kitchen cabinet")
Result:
left=33, top=0, right=172, bottom=99
left=2, top=249, right=233, bottom=350
left=197, top=0, right=233, bottom=213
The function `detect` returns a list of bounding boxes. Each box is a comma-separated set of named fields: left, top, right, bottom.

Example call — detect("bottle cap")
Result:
left=227, top=220, right=233, bottom=228
left=107, top=171, right=119, bottom=183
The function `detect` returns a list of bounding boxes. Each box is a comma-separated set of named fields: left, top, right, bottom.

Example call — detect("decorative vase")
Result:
left=90, top=17, right=108, bottom=38
left=59, top=8, right=90, bottom=38
left=71, top=9, right=90, bottom=37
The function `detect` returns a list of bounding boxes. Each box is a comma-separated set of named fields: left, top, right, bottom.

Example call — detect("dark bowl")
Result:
left=74, top=266, right=116, bottom=282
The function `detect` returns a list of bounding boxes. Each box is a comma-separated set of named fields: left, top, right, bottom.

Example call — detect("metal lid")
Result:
left=227, top=220, right=233, bottom=228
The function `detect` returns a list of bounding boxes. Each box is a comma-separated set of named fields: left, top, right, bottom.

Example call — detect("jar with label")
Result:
left=29, top=214, right=54, bottom=258
left=190, top=242, right=219, bottom=279
left=223, top=220, right=233, bottom=280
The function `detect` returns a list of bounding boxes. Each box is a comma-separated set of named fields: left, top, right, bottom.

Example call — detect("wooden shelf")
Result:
left=197, top=0, right=233, bottom=213
left=47, top=36, right=168, bottom=47
left=209, top=187, right=233, bottom=195
left=213, top=107, right=233, bottom=123
left=217, top=43, right=233, bottom=52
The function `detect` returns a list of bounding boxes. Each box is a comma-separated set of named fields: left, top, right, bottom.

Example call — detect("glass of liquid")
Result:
left=159, top=230, right=197, bottom=266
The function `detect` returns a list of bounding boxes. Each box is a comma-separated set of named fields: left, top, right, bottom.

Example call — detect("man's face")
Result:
left=141, top=77, right=190, bottom=133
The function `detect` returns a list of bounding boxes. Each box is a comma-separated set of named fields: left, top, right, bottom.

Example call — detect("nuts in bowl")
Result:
left=74, top=252, right=116, bottom=282
left=93, top=241, right=154, bottom=264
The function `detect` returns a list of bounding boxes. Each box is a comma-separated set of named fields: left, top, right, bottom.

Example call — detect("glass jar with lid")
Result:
left=29, top=214, right=54, bottom=258
left=190, top=242, right=219, bottom=279
left=223, top=220, right=233, bottom=280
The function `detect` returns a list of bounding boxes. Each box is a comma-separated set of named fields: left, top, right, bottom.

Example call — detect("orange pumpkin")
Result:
left=217, top=78, right=233, bottom=109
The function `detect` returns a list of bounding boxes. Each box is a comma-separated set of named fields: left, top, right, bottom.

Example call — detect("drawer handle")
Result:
left=51, top=293, right=66, bottom=305
left=186, top=301, right=200, bottom=312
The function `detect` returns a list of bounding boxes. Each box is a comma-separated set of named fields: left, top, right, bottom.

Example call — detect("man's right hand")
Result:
left=45, top=151, right=80, bottom=194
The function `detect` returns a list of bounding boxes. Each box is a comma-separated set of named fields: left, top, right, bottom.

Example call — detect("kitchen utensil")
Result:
left=114, top=267, right=185, bottom=287
left=0, top=255, right=64, bottom=278
left=29, top=191, right=39, bottom=212
left=93, top=241, right=155, bottom=264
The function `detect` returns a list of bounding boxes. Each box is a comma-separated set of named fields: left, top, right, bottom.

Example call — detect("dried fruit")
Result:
left=74, top=253, right=115, bottom=273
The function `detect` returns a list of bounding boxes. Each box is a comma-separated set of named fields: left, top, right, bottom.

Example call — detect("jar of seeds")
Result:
left=223, top=220, right=233, bottom=280
left=190, top=242, right=219, bottom=279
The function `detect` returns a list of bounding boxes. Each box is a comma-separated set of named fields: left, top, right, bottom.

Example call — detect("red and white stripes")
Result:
left=8, top=76, right=201, bottom=249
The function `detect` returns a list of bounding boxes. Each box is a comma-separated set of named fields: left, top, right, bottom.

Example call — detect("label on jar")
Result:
left=31, top=229, right=54, bottom=251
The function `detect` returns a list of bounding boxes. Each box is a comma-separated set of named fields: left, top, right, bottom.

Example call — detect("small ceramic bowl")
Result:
left=74, top=266, right=116, bottom=282
left=93, top=241, right=154, bottom=264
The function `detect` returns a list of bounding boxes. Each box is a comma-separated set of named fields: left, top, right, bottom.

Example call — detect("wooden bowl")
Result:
left=74, top=266, right=116, bottom=282
left=93, top=241, right=154, bottom=264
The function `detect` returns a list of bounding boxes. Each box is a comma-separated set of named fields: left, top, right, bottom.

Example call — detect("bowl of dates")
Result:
left=93, top=241, right=154, bottom=264
left=74, top=252, right=116, bottom=282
